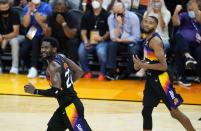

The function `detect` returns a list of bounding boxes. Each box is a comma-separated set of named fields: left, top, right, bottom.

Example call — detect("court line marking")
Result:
left=0, top=93, right=200, bottom=106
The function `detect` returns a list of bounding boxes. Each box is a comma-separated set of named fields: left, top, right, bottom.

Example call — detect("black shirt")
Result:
left=0, top=9, right=20, bottom=34
left=47, top=12, right=77, bottom=39
left=81, top=8, right=110, bottom=39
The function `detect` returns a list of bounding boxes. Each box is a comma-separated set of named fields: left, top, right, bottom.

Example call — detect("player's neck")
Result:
left=47, top=55, right=56, bottom=63
left=145, top=32, right=155, bottom=41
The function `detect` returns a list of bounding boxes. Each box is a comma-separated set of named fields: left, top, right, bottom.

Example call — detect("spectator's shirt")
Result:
left=23, top=2, right=52, bottom=37
left=0, top=9, right=20, bottom=34
left=177, top=12, right=201, bottom=42
left=81, top=8, right=110, bottom=40
left=47, top=12, right=77, bottom=39
left=108, top=10, right=141, bottom=43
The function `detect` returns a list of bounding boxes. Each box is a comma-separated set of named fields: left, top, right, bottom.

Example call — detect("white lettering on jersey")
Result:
left=64, top=68, right=73, bottom=88
left=169, top=90, right=175, bottom=100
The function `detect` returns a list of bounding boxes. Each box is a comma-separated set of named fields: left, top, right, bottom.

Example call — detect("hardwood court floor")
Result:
left=0, top=95, right=200, bottom=131
left=0, top=74, right=200, bottom=104
left=0, top=74, right=200, bottom=131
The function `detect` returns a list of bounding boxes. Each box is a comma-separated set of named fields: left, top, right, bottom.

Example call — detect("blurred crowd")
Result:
left=0, top=0, right=200, bottom=87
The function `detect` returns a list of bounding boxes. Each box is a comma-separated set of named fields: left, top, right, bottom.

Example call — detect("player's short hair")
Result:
left=148, top=16, right=159, bottom=25
left=42, top=37, right=60, bottom=49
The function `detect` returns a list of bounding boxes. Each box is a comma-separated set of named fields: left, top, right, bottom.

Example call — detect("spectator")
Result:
left=107, top=0, right=132, bottom=11
left=13, top=0, right=29, bottom=8
left=131, top=0, right=150, bottom=16
left=0, top=0, right=20, bottom=74
left=79, top=0, right=110, bottom=80
left=172, top=1, right=201, bottom=86
left=21, top=0, right=52, bottom=78
left=45, top=0, right=80, bottom=63
left=144, top=0, right=171, bottom=51
left=49, top=0, right=81, bottom=10
left=80, top=0, right=92, bottom=12
left=106, top=1, right=141, bottom=80
left=164, top=0, right=189, bottom=15
left=19, top=0, right=29, bottom=8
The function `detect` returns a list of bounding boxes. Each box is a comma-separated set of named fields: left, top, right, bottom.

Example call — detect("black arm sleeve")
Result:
left=34, top=87, right=61, bottom=97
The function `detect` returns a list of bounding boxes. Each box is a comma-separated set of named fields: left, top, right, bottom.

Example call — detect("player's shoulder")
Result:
left=149, top=35, right=163, bottom=48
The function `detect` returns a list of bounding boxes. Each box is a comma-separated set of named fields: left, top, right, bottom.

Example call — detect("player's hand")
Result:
left=24, top=83, right=36, bottom=94
left=133, top=55, right=148, bottom=69
left=133, top=55, right=141, bottom=67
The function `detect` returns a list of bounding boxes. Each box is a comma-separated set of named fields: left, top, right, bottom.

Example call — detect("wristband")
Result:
left=34, top=89, right=38, bottom=94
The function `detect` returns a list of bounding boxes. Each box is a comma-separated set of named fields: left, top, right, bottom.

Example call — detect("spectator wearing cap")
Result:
left=21, top=0, right=52, bottom=78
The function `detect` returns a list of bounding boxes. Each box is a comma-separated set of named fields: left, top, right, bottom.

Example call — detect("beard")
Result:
left=41, top=52, right=52, bottom=61
left=141, top=27, right=155, bottom=34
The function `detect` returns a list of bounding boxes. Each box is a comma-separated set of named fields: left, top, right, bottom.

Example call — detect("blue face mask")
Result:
left=188, top=11, right=195, bottom=19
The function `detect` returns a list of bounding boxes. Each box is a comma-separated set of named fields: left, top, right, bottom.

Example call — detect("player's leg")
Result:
left=142, top=77, right=160, bottom=131
left=63, top=101, right=92, bottom=131
left=170, top=108, right=195, bottom=131
left=47, top=108, right=67, bottom=131
left=142, top=106, right=154, bottom=131
left=154, top=72, right=196, bottom=131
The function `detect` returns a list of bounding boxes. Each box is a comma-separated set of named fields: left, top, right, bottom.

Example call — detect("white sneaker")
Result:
left=27, top=67, right=38, bottom=78
left=9, top=67, right=19, bottom=74
left=135, top=68, right=145, bottom=77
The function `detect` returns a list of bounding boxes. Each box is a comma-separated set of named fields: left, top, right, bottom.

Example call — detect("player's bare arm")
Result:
left=48, top=61, right=62, bottom=89
left=148, top=37, right=167, bottom=71
left=24, top=62, right=63, bottom=97
left=65, top=58, right=84, bottom=82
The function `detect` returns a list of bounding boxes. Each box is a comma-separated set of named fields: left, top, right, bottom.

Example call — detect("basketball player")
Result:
left=24, top=37, right=92, bottom=131
left=133, top=16, right=195, bottom=131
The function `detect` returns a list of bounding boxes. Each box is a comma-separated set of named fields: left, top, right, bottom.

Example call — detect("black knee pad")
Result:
left=142, top=107, right=154, bottom=130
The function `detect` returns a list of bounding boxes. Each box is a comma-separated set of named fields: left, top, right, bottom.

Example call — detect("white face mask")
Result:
left=92, top=0, right=100, bottom=9
left=32, top=0, right=41, bottom=4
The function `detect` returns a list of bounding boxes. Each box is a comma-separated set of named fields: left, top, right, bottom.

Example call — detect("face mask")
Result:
left=0, top=9, right=10, bottom=16
left=152, top=2, right=161, bottom=9
left=188, top=11, right=195, bottom=19
left=92, top=0, right=100, bottom=9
